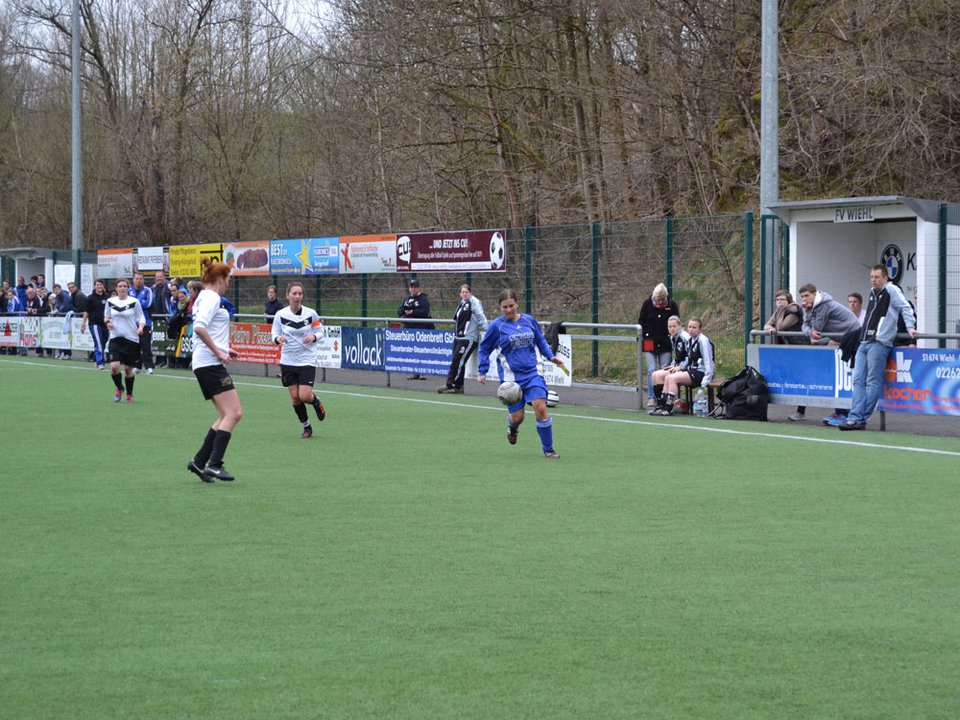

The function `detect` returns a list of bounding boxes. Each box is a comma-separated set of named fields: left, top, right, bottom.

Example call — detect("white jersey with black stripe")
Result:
left=191, top=289, right=231, bottom=370
left=104, top=296, right=145, bottom=343
left=272, top=304, right=322, bottom=367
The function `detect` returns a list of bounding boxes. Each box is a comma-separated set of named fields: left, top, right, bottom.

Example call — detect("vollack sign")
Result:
left=341, top=327, right=384, bottom=371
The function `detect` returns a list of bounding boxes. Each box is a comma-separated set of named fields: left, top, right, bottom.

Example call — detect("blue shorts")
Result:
left=507, top=375, right=548, bottom=412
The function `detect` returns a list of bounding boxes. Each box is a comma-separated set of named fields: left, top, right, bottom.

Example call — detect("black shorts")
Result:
left=194, top=365, right=236, bottom=400
left=687, top=369, right=705, bottom=387
left=109, top=337, right=141, bottom=367
left=280, top=364, right=316, bottom=387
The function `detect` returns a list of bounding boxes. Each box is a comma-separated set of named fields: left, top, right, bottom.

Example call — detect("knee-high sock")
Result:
left=208, top=430, right=232, bottom=468
left=293, top=402, right=310, bottom=427
left=111, top=372, right=123, bottom=390
left=194, top=428, right=217, bottom=467
left=124, top=375, right=135, bottom=395
left=536, top=417, right=554, bottom=452
left=654, top=383, right=664, bottom=403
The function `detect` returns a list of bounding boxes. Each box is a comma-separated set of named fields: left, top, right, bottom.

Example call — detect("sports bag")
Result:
left=716, top=365, right=769, bottom=421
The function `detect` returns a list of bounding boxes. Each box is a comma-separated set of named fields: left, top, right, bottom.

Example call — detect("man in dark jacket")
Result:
left=397, top=278, right=434, bottom=379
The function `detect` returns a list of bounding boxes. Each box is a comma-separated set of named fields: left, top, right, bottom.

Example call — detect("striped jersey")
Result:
left=104, top=296, right=145, bottom=343
left=271, top=304, right=322, bottom=366
left=191, top=289, right=231, bottom=370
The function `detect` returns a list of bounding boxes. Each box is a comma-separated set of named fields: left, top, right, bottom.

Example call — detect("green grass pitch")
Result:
left=1, top=357, right=959, bottom=719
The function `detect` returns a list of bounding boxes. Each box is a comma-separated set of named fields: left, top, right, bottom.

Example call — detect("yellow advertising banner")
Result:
left=169, top=244, right=223, bottom=278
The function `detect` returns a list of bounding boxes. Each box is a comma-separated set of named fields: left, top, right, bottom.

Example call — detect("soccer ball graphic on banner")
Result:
left=546, top=390, right=559, bottom=408
left=497, top=381, right=522, bottom=406
left=489, top=232, right=505, bottom=269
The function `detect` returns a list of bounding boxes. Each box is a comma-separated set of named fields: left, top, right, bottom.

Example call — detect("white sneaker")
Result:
left=147, top=368, right=154, bottom=375
left=787, top=412, right=806, bottom=422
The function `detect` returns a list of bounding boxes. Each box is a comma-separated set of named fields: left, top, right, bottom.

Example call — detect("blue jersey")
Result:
left=478, top=313, right=554, bottom=383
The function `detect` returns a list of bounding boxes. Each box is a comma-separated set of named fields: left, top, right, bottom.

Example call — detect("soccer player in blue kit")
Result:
left=477, top=289, right=566, bottom=458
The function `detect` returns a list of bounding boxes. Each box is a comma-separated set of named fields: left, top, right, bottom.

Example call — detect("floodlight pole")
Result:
left=71, top=0, right=83, bottom=256
left=760, top=0, right=779, bottom=216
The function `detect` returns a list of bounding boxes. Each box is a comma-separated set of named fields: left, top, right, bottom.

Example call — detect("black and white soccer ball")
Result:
left=546, top=389, right=559, bottom=408
left=497, top=381, right=522, bottom=406
left=489, top=232, right=505, bottom=269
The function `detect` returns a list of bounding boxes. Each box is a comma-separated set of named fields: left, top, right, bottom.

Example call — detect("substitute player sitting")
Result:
left=104, top=278, right=145, bottom=403
left=477, top=288, right=565, bottom=459
left=271, top=282, right=326, bottom=438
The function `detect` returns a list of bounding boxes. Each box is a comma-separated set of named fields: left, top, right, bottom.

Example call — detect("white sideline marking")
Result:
left=3, top=357, right=959, bottom=458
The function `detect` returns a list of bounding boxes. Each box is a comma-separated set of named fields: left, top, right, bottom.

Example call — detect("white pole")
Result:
left=71, top=0, right=83, bottom=254
left=760, top=0, right=779, bottom=216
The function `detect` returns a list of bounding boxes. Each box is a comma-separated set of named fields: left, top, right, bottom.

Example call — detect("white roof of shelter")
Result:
left=769, top=196, right=943, bottom=224
left=0, top=247, right=58, bottom=260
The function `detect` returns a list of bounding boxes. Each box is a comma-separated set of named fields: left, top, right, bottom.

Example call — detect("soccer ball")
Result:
left=489, top=232, right=505, bottom=269
left=497, top=381, right=522, bottom=406
left=546, top=390, right=559, bottom=408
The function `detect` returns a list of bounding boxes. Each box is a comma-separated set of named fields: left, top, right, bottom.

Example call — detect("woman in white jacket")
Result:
left=438, top=284, right=488, bottom=394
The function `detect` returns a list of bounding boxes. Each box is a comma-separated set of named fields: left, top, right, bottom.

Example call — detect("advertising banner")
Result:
left=38, top=317, right=71, bottom=350
left=70, top=317, right=94, bottom=352
left=487, top=334, right=574, bottom=387
left=0, top=316, right=21, bottom=346
left=19, top=316, right=39, bottom=348
left=97, top=249, right=134, bottom=279
left=149, top=319, right=176, bottom=358
left=878, top=347, right=960, bottom=416
left=755, top=346, right=852, bottom=403
left=174, top=323, right=194, bottom=359
left=270, top=238, right=339, bottom=276
left=169, top=244, right=223, bottom=278
left=395, top=229, right=507, bottom=273
left=134, top=246, right=169, bottom=273
left=384, top=327, right=451, bottom=377
left=340, top=327, right=384, bottom=371
left=230, top=322, right=281, bottom=364
left=224, top=241, right=270, bottom=276
left=317, top=325, right=342, bottom=369
left=339, top=234, right=398, bottom=274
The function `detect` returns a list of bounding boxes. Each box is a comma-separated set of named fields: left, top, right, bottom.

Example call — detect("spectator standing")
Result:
left=104, top=278, right=145, bottom=402
left=151, top=271, right=172, bottom=367
left=794, top=283, right=861, bottom=425
left=650, top=317, right=714, bottom=416
left=271, top=282, right=327, bottom=439
left=840, top=265, right=917, bottom=431
left=81, top=279, right=110, bottom=369
left=23, top=287, right=44, bottom=356
left=397, top=278, right=434, bottom=380
left=438, top=284, right=488, bottom=394
left=477, top=288, right=565, bottom=458
left=188, top=258, right=242, bottom=483
left=130, top=272, right=155, bottom=374
left=637, top=283, right=680, bottom=407
left=764, top=290, right=806, bottom=344
left=51, top=284, right=73, bottom=313
left=264, top=285, right=284, bottom=322
left=67, top=282, right=87, bottom=314
left=16, top=276, right=28, bottom=307
left=0, top=281, right=9, bottom=313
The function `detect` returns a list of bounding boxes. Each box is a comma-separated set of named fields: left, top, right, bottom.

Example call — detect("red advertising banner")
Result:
left=395, top=229, right=506, bottom=273
left=230, top=322, right=280, bottom=364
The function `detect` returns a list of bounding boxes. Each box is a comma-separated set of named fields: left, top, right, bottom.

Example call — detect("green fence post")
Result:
left=743, top=212, right=754, bottom=364
left=316, top=276, right=322, bottom=314
left=361, top=274, right=368, bottom=325
left=233, top=276, right=240, bottom=309
left=939, top=203, right=947, bottom=347
left=781, top=221, right=790, bottom=289
left=664, top=215, right=674, bottom=293
left=591, top=221, right=600, bottom=377
left=524, top=225, right=533, bottom=313
left=74, top=249, right=82, bottom=286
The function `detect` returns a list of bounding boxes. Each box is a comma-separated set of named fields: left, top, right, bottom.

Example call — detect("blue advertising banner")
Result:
left=384, top=328, right=452, bottom=377
left=269, top=237, right=340, bottom=275
left=752, top=344, right=960, bottom=416
left=879, top=347, right=960, bottom=415
left=756, top=346, right=852, bottom=402
left=340, top=327, right=385, bottom=371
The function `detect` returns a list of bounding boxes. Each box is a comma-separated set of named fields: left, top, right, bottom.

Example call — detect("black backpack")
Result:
left=716, top=366, right=769, bottom=421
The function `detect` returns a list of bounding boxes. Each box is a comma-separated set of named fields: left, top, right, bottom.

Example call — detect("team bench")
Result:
left=681, top=379, right=723, bottom=415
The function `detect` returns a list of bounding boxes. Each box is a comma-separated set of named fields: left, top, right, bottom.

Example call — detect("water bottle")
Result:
left=694, top=388, right=706, bottom=417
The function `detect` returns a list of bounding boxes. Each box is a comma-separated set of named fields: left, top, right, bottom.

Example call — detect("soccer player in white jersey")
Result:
left=477, top=288, right=565, bottom=458
left=104, top=278, right=145, bottom=403
left=187, top=258, right=242, bottom=483
left=271, top=281, right=327, bottom=438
